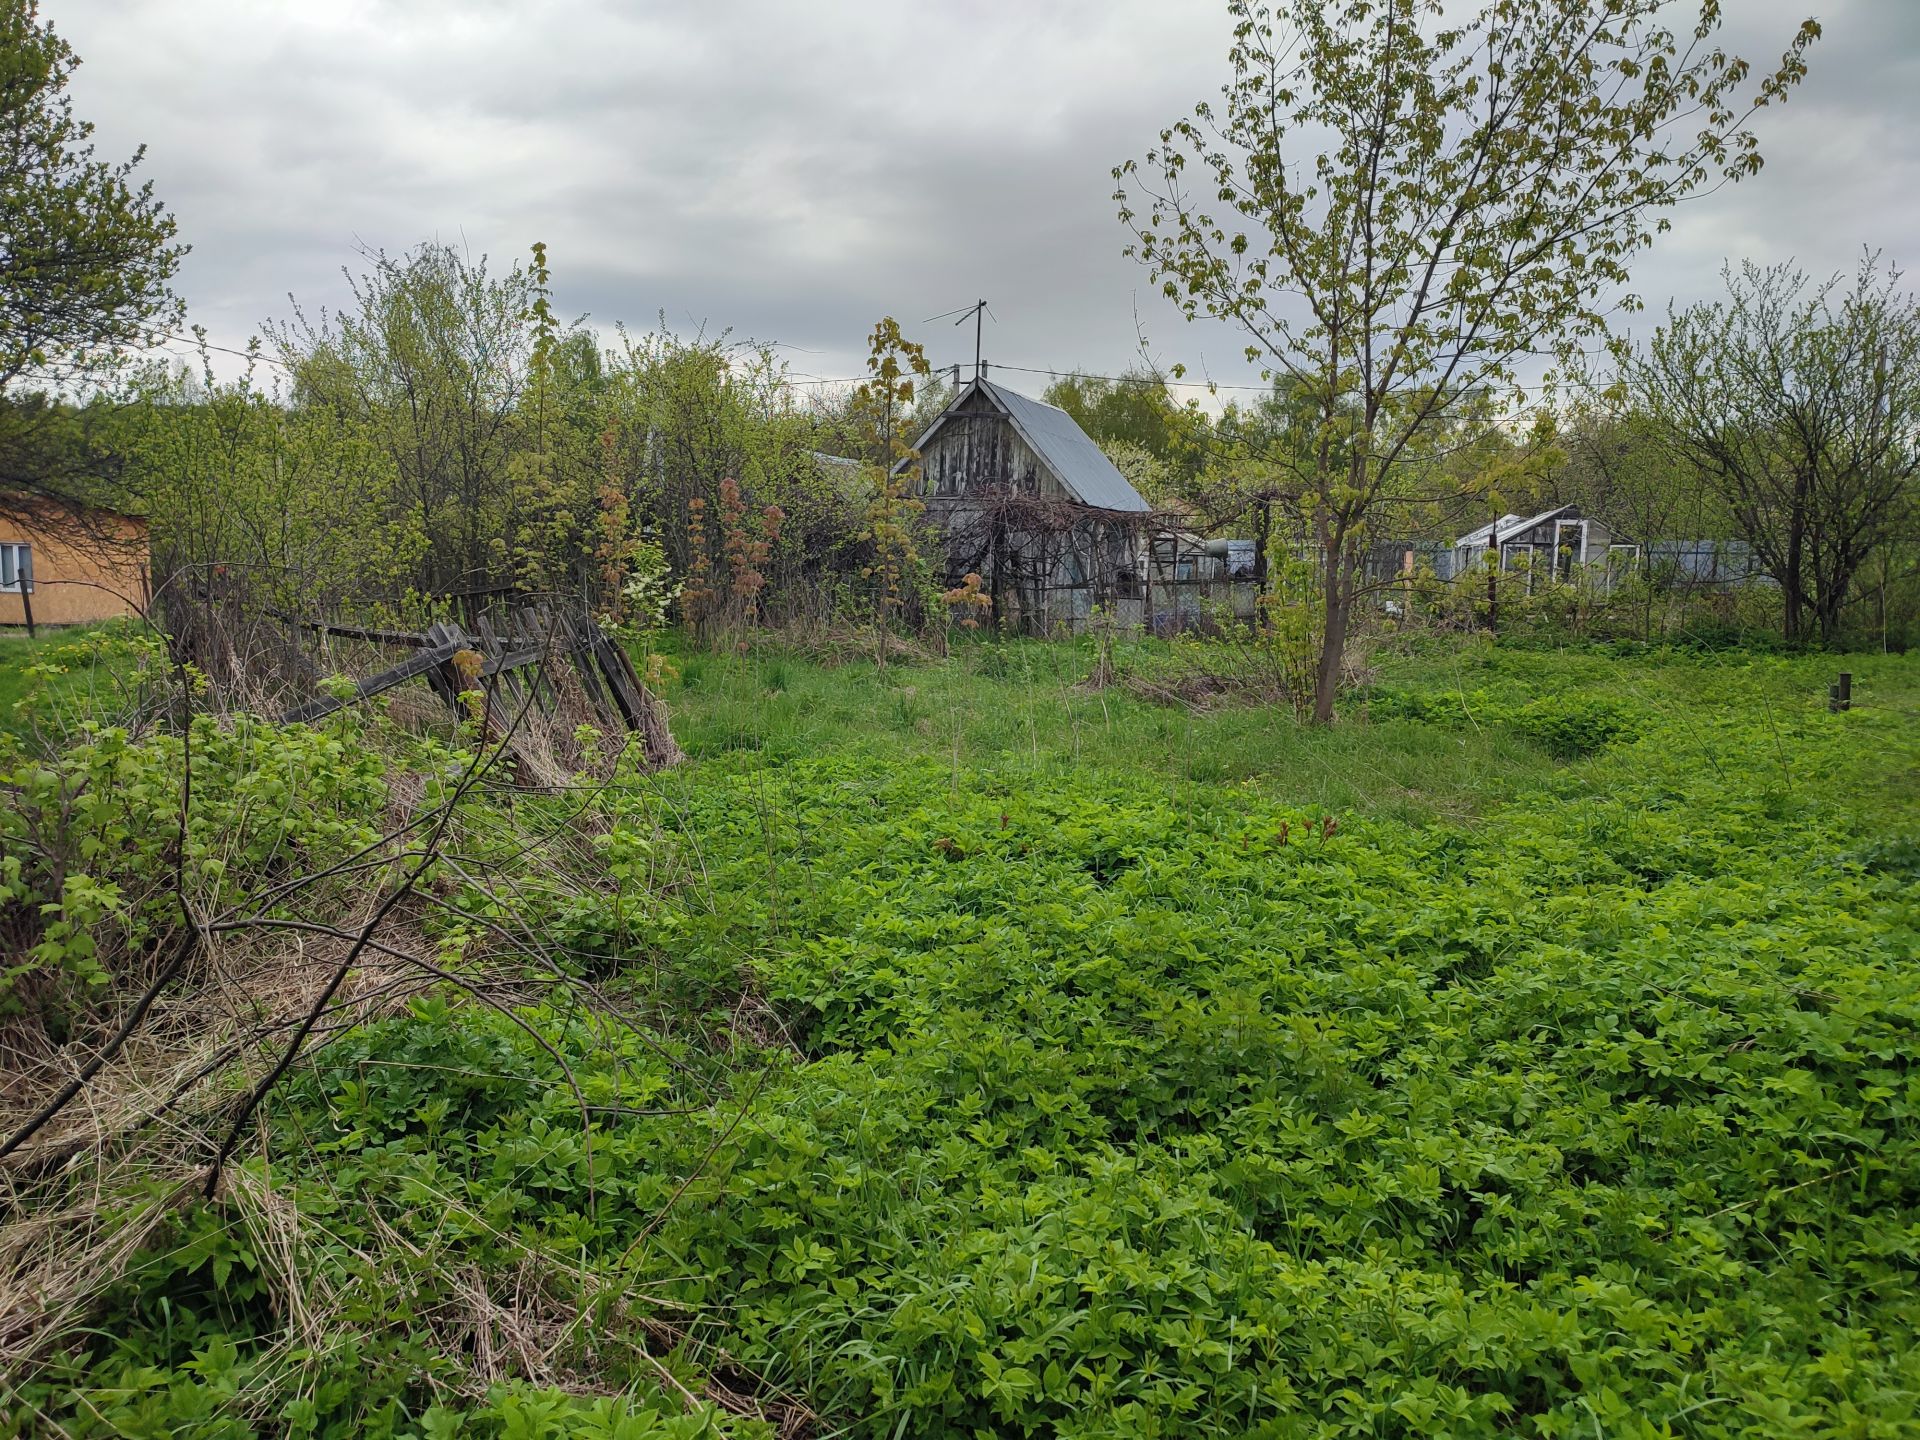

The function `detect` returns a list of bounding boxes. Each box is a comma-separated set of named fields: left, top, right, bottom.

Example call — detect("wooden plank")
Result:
left=191, top=591, right=430, bottom=649
left=565, top=613, right=617, bottom=724
left=591, top=621, right=684, bottom=768
left=518, top=605, right=561, bottom=713
left=483, top=644, right=547, bottom=677
left=281, top=641, right=462, bottom=724
left=291, top=618, right=428, bottom=647
left=420, top=622, right=458, bottom=707
left=470, top=614, right=512, bottom=728
left=589, top=628, right=646, bottom=731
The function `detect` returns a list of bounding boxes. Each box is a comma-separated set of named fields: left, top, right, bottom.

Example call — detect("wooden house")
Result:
left=897, top=375, right=1153, bottom=632
left=0, top=498, right=150, bottom=631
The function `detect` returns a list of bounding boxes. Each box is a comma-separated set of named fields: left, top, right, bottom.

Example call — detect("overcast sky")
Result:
left=56, top=0, right=1920, bottom=401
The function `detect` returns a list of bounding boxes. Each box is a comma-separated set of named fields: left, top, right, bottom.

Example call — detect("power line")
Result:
left=984, top=362, right=1273, bottom=392
left=136, top=330, right=295, bottom=372
left=982, top=360, right=1572, bottom=397
left=128, top=333, right=1574, bottom=405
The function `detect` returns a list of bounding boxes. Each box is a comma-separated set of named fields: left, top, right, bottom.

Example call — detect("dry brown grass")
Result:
left=0, top=923, right=441, bottom=1378
left=0, top=644, right=810, bottom=1432
left=0, top=918, right=813, bottom=1434
left=0, top=789, right=811, bottom=1436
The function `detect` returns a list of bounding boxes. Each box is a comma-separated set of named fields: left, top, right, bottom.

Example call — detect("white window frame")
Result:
left=1500, top=542, right=1537, bottom=594
left=0, top=542, right=31, bottom=594
left=1553, top=519, right=1588, bottom=584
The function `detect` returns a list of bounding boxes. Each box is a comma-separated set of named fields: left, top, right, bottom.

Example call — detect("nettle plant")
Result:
left=0, top=712, right=389, bottom=1030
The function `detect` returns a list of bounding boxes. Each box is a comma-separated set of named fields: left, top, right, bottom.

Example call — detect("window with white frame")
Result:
left=1605, top=544, right=1640, bottom=590
left=0, top=542, right=30, bottom=593
left=1500, top=542, right=1537, bottom=593
left=1553, top=519, right=1587, bottom=583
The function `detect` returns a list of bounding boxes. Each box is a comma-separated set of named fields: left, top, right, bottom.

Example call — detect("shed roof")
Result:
left=1456, top=503, right=1577, bottom=549
left=809, top=449, right=863, bottom=472
left=902, top=376, right=1151, bottom=514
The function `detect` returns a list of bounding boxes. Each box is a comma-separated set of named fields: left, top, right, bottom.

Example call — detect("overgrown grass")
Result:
left=0, top=619, right=156, bottom=739
left=661, top=634, right=1565, bottom=827
left=656, top=633, right=1910, bottom=827
left=8, top=634, right=1919, bottom=1438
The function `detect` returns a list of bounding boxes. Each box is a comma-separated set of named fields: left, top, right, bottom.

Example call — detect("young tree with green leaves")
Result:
left=603, top=323, right=817, bottom=606
left=853, top=318, right=932, bottom=647
left=1624, top=255, right=1920, bottom=646
left=129, top=341, right=391, bottom=614
left=270, top=243, right=543, bottom=598
left=1042, top=369, right=1210, bottom=493
left=1116, top=0, right=1817, bottom=720
left=507, top=241, right=606, bottom=591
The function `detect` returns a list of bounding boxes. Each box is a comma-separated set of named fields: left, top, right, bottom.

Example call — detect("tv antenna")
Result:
left=926, top=299, right=993, bottom=381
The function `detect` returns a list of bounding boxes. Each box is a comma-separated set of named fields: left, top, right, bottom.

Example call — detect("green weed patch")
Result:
left=11, top=645, right=1919, bottom=1437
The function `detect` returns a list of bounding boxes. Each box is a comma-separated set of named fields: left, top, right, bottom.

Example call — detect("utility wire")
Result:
left=983, top=360, right=1572, bottom=396
left=128, top=333, right=1574, bottom=404
left=131, top=330, right=296, bottom=372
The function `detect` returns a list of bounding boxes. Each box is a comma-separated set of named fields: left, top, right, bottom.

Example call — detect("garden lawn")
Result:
left=0, top=620, right=151, bottom=739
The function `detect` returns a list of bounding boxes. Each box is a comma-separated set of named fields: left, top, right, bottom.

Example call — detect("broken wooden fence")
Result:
left=278, top=604, right=682, bottom=773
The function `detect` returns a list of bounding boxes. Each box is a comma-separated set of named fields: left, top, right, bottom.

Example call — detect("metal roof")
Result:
left=900, top=377, right=1151, bottom=513
left=981, top=379, right=1151, bottom=513
left=1455, top=513, right=1522, bottom=548
left=1455, top=503, right=1576, bottom=549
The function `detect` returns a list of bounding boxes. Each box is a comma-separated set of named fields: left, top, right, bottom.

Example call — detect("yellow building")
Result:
left=0, top=500, right=150, bottom=629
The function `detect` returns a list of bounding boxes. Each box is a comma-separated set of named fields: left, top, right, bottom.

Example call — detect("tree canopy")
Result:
left=0, top=0, right=184, bottom=522
left=1116, top=0, right=1818, bottom=717
left=1624, top=254, right=1920, bottom=645
left=1041, top=369, right=1209, bottom=492
left=0, top=0, right=183, bottom=389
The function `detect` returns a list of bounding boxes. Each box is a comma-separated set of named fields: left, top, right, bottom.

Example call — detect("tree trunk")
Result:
left=1783, top=473, right=1808, bottom=645
left=1252, top=496, right=1271, bottom=630
left=989, top=510, right=1006, bottom=636
left=1815, top=577, right=1848, bottom=649
left=1782, top=574, right=1805, bottom=646
left=1312, top=532, right=1347, bottom=725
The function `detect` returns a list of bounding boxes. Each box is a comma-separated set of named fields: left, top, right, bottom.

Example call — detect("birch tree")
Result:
left=1115, top=0, right=1817, bottom=720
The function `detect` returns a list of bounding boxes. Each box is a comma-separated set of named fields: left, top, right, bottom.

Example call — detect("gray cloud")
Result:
left=56, top=0, right=1920, bottom=397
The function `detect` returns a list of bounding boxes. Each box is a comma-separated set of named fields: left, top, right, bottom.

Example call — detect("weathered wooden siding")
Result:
left=905, top=389, right=1152, bottom=633
left=915, top=393, right=1071, bottom=503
